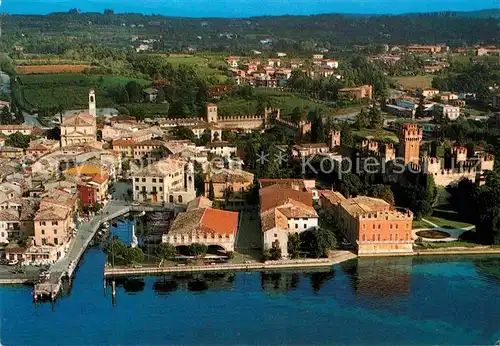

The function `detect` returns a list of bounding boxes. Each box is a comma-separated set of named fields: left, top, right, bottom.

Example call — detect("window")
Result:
left=362, top=224, right=366, bottom=229
left=142, top=178, right=146, bottom=183
left=152, top=178, right=156, bottom=183
left=178, top=196, right=183, bottom=203
left=42, top=238, right=47, bottom=245
left=169, top=195, right=174, bottom=203
left=303, top=223, right=307, bottom=229
left=41, top=230, right=45, bottom=235
left=390, top=234, right=393, bottom=241
left=54, top=229, right=57, bottom=235
left=135, top=178, right=139, bottom=182
left=41, top=221, right=46, bottom=226
left=396, top=224, right=398, bottom=229
left=159, top=178, right=163, bottom=183
left=159, top=187, right=163, bottom=191
left=54, top=238, right=58, bottom=245
left=372, top=234, right=375, bottom=241
left=372, top=224, right=375, bottom=229
left=135, top=186, right=139, bottom=191
left=295, top=224, right=298, bottom=229
left=377, top=234, right=380, bottom=241
left=362, top=234, right=366, bottom=241
left=378, top=224, right=381, bottom=229
left=274, top=233, right=278, bottom=238
left=390, top=224, right=393, bottom=229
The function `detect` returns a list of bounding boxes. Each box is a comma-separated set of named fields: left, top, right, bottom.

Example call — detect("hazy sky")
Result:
left=1, top=0, right=498, bottom=16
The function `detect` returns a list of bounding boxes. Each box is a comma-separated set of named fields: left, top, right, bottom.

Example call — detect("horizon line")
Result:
left=1, top=8, right=499, bottom=19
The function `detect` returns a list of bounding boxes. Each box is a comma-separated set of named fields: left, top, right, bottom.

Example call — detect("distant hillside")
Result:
left=0, top=10, right=498, bottom=54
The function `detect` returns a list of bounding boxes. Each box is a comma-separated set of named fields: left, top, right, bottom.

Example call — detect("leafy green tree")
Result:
left=155, top=243, right=176, bottom=262
left=125, top=81, right=143, bottom=102
left=104, top=237, right=128, bottom=264
left=340, top=173, right=362, bottom=198
left=290, top=107, right=306, bottom=124
left=170, top=126, right=195, bottom=141
left=310, top=109, right=325, bottom=143
left=189, top=243, right=208, bottom=260
left=301, top=228, right=338, bottom=258
left=5, top=132, right=32, bottom=149
left=367, top=184, right=395, bottom=205
left=287, top=233, right=302, bottom=259
left=267, top=240, right=282, bottom=260
left=368, top=107, right=383, bottom=129
left=355, top=108, right=370, bottom=129
left=0, top=106, right=11, bottom=125
left=124, top=247, right=145, bottom=265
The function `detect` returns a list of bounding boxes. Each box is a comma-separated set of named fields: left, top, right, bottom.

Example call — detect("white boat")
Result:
left=102, top=222, right=110, bottom=228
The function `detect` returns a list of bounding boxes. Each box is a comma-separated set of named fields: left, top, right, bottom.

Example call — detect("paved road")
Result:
left=51, top=200, right=130, bottom=275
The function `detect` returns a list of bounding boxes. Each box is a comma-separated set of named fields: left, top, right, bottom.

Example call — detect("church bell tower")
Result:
left=89, top=89, right=96, bottom=117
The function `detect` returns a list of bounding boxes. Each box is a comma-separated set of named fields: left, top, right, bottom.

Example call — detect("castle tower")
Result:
left=399, top=123, right=422, bottom=165
left=382, top=143, right=396, bottom=162
left=452, top=146, right=467, bottom=165
left=480, top=154, right=495, bottom=172
left=206, top=103, right=218, bottom=123
left=421, top=156, right=442, bottom=175
left=329, top=130, right=341, bottom=150
left=89, top=89, right=96, bottom=117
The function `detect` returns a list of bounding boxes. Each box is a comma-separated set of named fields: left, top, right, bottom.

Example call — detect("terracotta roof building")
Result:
left=204, top=168, right=254, bottom=208
left=162, top=203, right=239, bottom=252
left=259, top=186, right=318, bottom=258
left=322, top=192, right=413, bottom=255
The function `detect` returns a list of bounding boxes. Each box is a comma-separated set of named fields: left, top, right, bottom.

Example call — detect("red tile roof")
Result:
left=201, top=208, right=239, bottom=236
left=259, top=187, right=313, bottom=213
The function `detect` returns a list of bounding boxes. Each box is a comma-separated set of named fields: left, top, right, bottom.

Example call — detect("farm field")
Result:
left=17, top=73, right=151, bottom=110
left=16, top=64, right=91, bottom=74
left=392, top=75, right=434, bottom=89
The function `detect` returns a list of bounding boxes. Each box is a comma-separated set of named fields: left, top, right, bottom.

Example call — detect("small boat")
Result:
left=102, top=222, right=110, bottom=228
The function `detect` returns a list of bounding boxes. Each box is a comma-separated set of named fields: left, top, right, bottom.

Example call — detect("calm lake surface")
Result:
left=1, top=248, right=499, bottom=345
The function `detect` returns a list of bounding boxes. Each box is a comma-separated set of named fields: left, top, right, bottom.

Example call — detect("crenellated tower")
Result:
left=399, top=123, right=422, bottom=165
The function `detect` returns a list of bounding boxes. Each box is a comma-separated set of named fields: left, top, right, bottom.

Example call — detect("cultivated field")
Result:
left=17, top=73, right=151, bottom=110
left=16, top=64, right=91, bottom=74
left=392, top=75, right=434, bottom=89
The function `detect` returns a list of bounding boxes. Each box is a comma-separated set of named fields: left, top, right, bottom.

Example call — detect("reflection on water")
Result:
left=307, top=270, right=335, bottom=294
left=261, top=271, right=300, bottom=293
left=3, top=248, right=500, bottom=346
left=341, top=256, right=413, bottom=298
left=114, top=278, right=145, bottom=293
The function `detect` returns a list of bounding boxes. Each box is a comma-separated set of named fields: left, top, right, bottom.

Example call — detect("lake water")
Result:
left=2, top=0, right=497, bottom=17
left=1, top=248, right=499, bottom=345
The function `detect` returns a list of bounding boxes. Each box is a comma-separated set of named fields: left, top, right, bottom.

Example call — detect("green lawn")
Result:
left=353, top=128, right=399, bottom=143
left=412, top=219, right=431, bottom=229
left=416, top=241, right=482, bottom=249
left=218, top=90, right=364, bottom=118
left=392, top=75, right=434, bottom=89
left=425, top=216, right=473, bottom=230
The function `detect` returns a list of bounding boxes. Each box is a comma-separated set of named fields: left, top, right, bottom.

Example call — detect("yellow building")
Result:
left=61, top=90, right=97, bottom=147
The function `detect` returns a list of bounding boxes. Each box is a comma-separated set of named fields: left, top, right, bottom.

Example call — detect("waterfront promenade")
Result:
left=104, top=251, right=358, bottom=277
left=33, top=200, right=185, bottom=300
left=33, top=200, right=131, bottom=300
